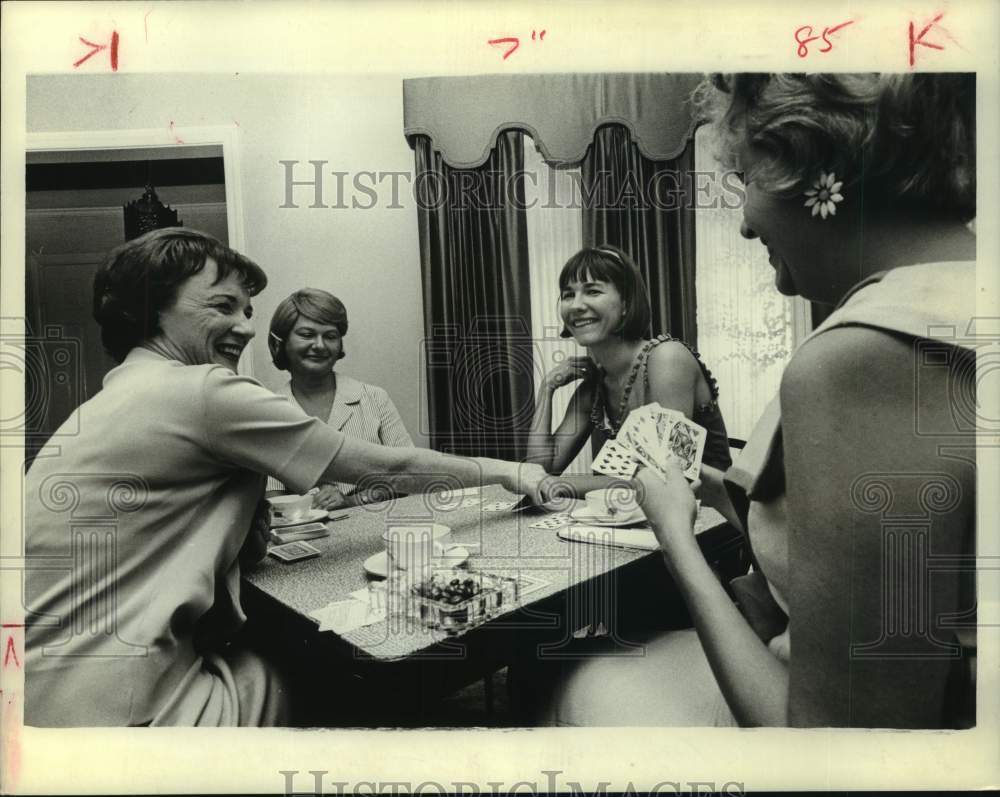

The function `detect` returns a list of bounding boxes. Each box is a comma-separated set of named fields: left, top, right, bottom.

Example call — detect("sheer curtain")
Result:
left=523, top=138, right=592, bottom=474
left=694, top=124, right=811, bottom=440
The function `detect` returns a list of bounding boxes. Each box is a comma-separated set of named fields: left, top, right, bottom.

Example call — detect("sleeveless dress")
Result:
left=591, top=334, right=733, bottom=471
left=725, top=262, right=977, bottom=666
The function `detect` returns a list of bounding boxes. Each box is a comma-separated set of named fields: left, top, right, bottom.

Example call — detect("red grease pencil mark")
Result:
left=794, top=19, right=854, bottom=57
left=2, top=636, right=19, bottom=669
left=169, top=121, right=185, bottom=145
left=488, top=30, right=547, bottom=61
left=145, top=9, right=153, bottom=43
left=73, top=37, right=106, bottom=68
left=73, top=31, right=119, bottom=71
left=488, top=36, right=520, bottom=60
left=909, top=13, right=945, bottom=66
left=0, top=624, right=24, bottom=629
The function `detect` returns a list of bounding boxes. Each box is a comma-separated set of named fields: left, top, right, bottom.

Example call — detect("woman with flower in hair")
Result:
left=526, top=244, right=732, bottom=475
left=542, top=73, right=977, bottom=728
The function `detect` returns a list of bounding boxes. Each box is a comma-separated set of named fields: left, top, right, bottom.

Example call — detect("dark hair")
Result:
left=557, top=246, right=652, bottom=341
left=92, top=227, right=268, bottom=363
left=693, top=73, right=976, bottom=222
left=268, top=288, right=349, bottom=371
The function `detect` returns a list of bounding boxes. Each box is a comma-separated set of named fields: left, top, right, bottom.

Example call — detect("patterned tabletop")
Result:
left=243, top=484, right=725, bottom=661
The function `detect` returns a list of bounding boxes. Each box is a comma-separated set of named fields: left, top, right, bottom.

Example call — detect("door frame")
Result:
left=25, top=125, right=255, bottom=376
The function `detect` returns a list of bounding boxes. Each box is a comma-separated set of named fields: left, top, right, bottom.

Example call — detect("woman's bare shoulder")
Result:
left=781, top=325, right=914, bottom=406
left=647, top=338, right=700, bottom=374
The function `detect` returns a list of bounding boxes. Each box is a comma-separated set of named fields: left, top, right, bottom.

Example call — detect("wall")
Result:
left=27, top=73, right=429, bottom=446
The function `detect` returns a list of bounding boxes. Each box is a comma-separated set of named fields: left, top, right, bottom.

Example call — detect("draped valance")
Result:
left=403, top=73, right=703, bottom=169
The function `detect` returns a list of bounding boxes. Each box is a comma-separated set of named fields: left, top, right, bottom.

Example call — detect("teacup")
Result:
left=382, top=523, right=452, bottom=574
left=584, top=488, right=640, bottom=518
left=267, top=493, right=313, bottom=523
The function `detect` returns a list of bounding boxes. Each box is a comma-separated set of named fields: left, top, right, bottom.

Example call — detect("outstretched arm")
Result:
left=323, top=436, right=558, bottom=506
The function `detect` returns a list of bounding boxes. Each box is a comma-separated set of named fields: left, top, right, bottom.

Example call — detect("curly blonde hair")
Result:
left=693, top=73, right=975, bottom=221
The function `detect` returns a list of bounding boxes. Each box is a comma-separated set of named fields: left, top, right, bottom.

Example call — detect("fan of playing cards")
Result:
left=592, top=403, right=707, bottom=481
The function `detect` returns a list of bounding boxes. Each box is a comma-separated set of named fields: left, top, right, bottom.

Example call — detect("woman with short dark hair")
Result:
left=24, top=227, right=554, bottom=727
left=266, top=288, right=413, bottom=509
left=526, top=244, right=732, bottom=474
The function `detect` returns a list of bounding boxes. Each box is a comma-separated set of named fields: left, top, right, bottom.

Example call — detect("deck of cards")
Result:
left=592, top=403, right=707, bottom=482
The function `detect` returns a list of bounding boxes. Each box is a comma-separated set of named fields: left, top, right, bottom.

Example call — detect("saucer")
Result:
left=363, top=546, right=470, bottom=579
left=568, top=505, right=647, bottom=526
left=270, top=508, right=329, bottom=528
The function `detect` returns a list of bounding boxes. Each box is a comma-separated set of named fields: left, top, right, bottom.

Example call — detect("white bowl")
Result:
left=267, top=493, right=313, bottom=522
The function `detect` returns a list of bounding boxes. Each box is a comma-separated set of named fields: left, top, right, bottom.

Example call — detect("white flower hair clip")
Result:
left=804, top=172, right=844, bottom=219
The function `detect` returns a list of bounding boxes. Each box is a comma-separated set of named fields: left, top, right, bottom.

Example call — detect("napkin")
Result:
left=310, top=596, right=386, bottom=633
left=557, top=525, right=660, bottom=551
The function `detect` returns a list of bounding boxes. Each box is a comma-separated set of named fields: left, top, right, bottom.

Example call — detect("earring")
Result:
left=804, top=172, right=844, bottom=219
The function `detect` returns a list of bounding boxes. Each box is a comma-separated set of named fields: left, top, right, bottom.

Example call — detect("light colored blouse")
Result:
left=266, top=373, right=413, bottom=495
left=25, top=348, right=344, bottom=726
left=726, top=261, right=977, bottom=665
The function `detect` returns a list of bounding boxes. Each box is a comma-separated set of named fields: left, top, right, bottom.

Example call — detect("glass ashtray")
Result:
left=409, top=568, right=519, bottom=634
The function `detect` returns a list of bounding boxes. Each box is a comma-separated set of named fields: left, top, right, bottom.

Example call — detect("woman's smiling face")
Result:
left=736, top=150, right=845, bottom=303
left=285, top=316, right=344, bottom=376
left=559, top=272, right=625, bottom=346
left=152, top=258, right=255, bottom=371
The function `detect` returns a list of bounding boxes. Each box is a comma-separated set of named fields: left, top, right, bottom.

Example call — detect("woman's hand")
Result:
left=543, top=355, right=596, bottom=392
left=311, top=483, right=348, bottom=511
left=633, top=464, right=699, bottom=554
left=502, top=462, right=567, bottom=506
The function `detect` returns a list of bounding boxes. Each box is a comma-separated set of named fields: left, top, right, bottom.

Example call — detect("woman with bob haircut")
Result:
left=24, top=227, right=556, bottom=728
left=526, top=244, right=732, bottom=475
left=266, top=288, right=413, bottom=510
left=542, top=73, right=977, bottom=728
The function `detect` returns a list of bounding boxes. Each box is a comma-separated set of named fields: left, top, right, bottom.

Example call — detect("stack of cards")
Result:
left=592, top=403, right=707, bottom=481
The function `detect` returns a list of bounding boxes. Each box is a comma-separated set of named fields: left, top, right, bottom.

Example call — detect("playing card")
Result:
left=527, top=513, right=572, bottom=530
left=618, top=409, right=666, bottom=477
left=481, top=500, right=517, bottom=512
left=591, top=439, right=639, bottom=478
left=617, top=403, right=708, bottom=480
left=658, top=413, right=707, bottom=480
left=268, top=541, right=321, bottom=562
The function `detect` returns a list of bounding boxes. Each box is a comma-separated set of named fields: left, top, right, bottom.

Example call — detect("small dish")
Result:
left=568, top=505, right=647, bottom=526
left=363, top=546, right=470, bottom=579
left=410, top=568, right=519, bottom=634
left=269, top=508, right=329, bottom=528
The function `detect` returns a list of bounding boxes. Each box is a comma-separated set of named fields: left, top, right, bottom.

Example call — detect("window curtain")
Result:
left=581, top=124, right=698, bottom=345
left=693, top=124, right=811, bottom=439
left=413, top=131, right=535, bottom=459
left=522, top=139, right=592, bottom=474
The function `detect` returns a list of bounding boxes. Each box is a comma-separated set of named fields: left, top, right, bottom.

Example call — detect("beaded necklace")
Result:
left=589, top=342, right=649, bottom=438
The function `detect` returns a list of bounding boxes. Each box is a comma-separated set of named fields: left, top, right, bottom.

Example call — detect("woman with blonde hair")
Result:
left=267, top=288, right=413, bottom=509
